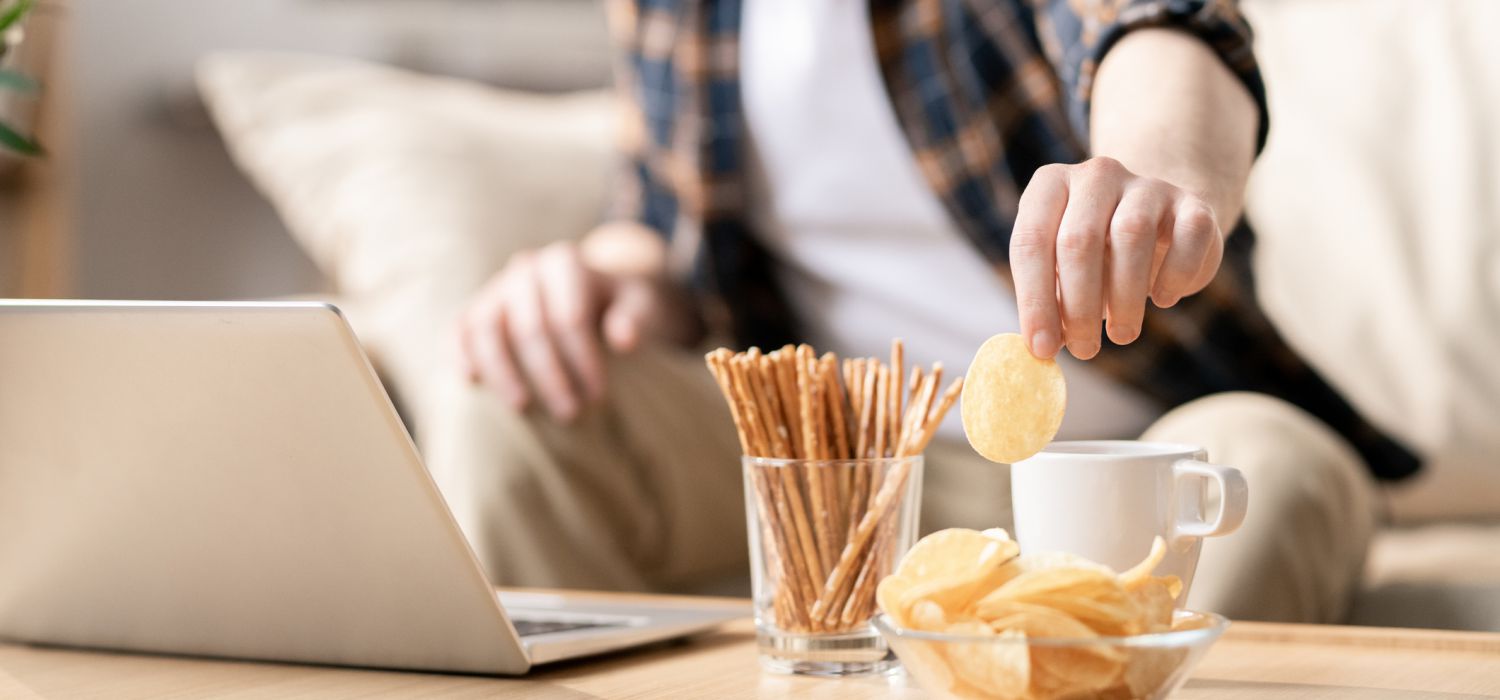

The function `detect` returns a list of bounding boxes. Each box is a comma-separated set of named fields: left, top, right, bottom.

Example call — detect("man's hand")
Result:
left=457, top=224, right=695, bottom=421
left=1014, top=28, right=1259, bottom=361
left=1010, top=156, right=1223, bottom=361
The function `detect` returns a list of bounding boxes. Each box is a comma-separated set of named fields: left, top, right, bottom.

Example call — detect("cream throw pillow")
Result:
left=197, top=51, right=617, bottom=424
left=1243, top=0, right=1500, bottom=520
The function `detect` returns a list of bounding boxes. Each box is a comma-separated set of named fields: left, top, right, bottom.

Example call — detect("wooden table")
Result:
left=2, top=595, right=1498, bottom=699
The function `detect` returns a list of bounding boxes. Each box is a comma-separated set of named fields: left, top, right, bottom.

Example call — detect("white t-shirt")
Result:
left=739, top=0, right=1161, bottom=442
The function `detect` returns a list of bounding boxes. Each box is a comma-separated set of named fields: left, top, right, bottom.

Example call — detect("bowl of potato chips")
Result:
left=873, top=528, right=1227, bottom=699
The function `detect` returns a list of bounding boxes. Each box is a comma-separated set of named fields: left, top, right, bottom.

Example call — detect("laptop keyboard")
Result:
left=511, top=617, right=626, bottom=638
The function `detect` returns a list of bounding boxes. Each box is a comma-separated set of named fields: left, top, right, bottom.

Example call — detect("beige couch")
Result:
left=197, top=0, right=1500, bottom=630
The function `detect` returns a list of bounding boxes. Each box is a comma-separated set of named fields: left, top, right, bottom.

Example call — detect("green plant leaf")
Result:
left=0, top=0, right=36, bottom=33
left=0, top=118, right=41, bottom=156
left=0, top=68, right=37, bottom=93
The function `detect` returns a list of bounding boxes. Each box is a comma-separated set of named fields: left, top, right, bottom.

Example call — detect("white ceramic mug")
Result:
left=1009, top=441, right=1248, bottom=601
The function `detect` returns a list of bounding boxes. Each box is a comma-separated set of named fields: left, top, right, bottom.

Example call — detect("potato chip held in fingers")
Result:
left=961, top=333, right=1067, bottom=463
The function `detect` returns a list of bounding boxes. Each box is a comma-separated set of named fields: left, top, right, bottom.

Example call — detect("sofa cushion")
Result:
left=1242, top=0, right=1500, bottom=522
left=1355, top=522, right=1500, bottom=631
left=196, top=52, right=617, bottom=430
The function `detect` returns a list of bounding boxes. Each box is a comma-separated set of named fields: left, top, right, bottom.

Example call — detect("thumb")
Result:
left=603, top=279, right=657, bottom=353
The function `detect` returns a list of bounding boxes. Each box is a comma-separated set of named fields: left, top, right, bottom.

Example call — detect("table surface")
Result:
left=2, top=591, right=1498, bottom=699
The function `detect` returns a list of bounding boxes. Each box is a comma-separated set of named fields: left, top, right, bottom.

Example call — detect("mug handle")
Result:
left=1172, top=459, right=1248, bottom=540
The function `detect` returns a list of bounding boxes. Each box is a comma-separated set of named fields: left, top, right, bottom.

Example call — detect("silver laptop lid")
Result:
left=0, top=301, right=529, bottom=674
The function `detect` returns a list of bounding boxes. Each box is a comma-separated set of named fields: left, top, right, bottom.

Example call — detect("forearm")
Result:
left=1090, top=28, right=1259, bottom=228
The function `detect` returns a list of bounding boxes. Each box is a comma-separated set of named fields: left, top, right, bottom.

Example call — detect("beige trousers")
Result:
left=425, top=346, right=1376, bottom=623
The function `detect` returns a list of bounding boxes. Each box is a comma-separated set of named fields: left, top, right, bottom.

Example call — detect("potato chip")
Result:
left=988, top=608, right=1126, bottom=697
left=977, top=567, right=1141, bottom=636
left=943, top=623, right=1029, bottom=698
left=986, top=606, right=1096, bottom=640
left=1117, top=536, right=1167, bottom=588
left=960, top=333, right=1066, bottom=464
left=1016, top=551, right=1116, bottom=576
left=1125, top=576, right=1180, bottom=633
left=910, top=599, right=951, bottom=631
left=879, top=529, right=1210, bottom=700
left=892, top=637, right=957, bottom=694
left=878, top=528, right=1020, bottom=626
left=1121, top=645, right=1190, bottom=698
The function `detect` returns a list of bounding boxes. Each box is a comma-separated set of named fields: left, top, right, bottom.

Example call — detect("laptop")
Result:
left=0, top=300, right=745, bottom=675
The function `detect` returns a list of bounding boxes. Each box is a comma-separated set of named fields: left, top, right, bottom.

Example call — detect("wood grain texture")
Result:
left=1, top=593, right=1497, bottom=698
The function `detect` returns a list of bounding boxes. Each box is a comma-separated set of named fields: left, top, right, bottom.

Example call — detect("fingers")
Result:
left=457, top=242, right=615, bottom=423
left=461, top=275, right=529, bottom=410
left=505, top=252, right=585, bottom=421
left=1105, top=182, right=1171, bottom=345
left=1011, top=164, right=1068, bottom=359
left=1151, top=198, right=1222, bottom=308
left=603, top=279, right=653, bottom=353
left=536, top=244, right=607, bottom=403
left=1054, top=158, right=1123, bottom=360
left=1012, top=157, right=1227, bottom=358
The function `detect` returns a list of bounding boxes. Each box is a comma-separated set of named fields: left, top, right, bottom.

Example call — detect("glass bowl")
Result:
left=873, top=610, right=1227, bottom=700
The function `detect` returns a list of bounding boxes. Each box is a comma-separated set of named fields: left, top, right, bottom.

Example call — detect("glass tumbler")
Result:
left=743, top=455, right=923, bottom=676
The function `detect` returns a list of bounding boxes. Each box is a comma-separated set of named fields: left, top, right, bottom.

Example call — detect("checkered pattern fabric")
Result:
left=603, top=0, right=1419, bottom=479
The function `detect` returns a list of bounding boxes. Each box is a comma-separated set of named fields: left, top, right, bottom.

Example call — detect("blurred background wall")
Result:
left=1, top=0, right=610, bottom=300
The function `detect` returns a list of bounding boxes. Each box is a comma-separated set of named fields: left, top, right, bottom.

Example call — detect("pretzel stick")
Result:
left=854, top=360, right=876, bottom=459
left=825, top=359, right=855, bottom=541
left=750, top=467, right=809, bottom=630
left=745, top=354, right=791, bottom=459
left=755, top=356, right=792, bottom=458
left=850, top=361, right=878, bottom=526
left=890, top=340, right=904, bottom=454
left=872, top=365, right=889, bottom=459
left=772, top=347, right=804, bottom=458
left=776, top=464, right=827, bottom=607
left=817, top=375, right=965, bottom=622
left=709, top=352, right=814, bottom=630
left=841, top=516, right=895, bottom=627
left=810, top=457, right=912, bottom=621
left=897, top=369, right=937, bottom=456
left=704, top=351, right=750, bottom=454
left=823, top=354, right=851, bottom=461
left=907, top=378, right=963, bottom=456
left=906, top=365, right=924, bottom=410
left=793, top=347, right=837, bottom=576
left=727, top=357, right=771, bottom=457
left=818, top=356, right=851, bottom=542
left=708, top=344, right=966, bottom=634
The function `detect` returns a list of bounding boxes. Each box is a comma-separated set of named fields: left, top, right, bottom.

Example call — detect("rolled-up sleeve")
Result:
left=604, top=0, right=680, bottom=241
left=1032, top=0, right=1271, bottom=153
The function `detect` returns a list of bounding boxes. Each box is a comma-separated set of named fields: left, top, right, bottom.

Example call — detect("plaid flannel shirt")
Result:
left=604, top=0, right=1420, bottom=480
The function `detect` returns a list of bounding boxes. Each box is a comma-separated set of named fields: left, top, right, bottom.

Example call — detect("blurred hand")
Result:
left=458, top=235, right=691, bottom=422
left=1010, top=156, right=1224, bottom=361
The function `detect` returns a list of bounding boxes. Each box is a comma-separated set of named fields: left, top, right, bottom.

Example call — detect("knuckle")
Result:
left=507, top=249, right=537, bottom=270
left=1009, top=227, right=1053, bottom=258
left=1035, top=162, right=1068, bottom=180
left=1111, top=212, right=1157, bottom=245
left=509, top=307, right=545, bottom=338
left=1017, top=292, right=1055, bottom=319
left=539, top=240, right=580, bottom=265
left=1177, top=203, right=1218, bottom=239
left=1076, top=156, right=1121, bottom=178
left=1062, top=302, right=1100, bottom=325
left=1055, top=225, right=1103, bottom=259
left=551, top=302, right=590, bottom=331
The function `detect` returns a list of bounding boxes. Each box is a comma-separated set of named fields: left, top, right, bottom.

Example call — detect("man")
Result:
left=451, top=0, right=1418, bottom=622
